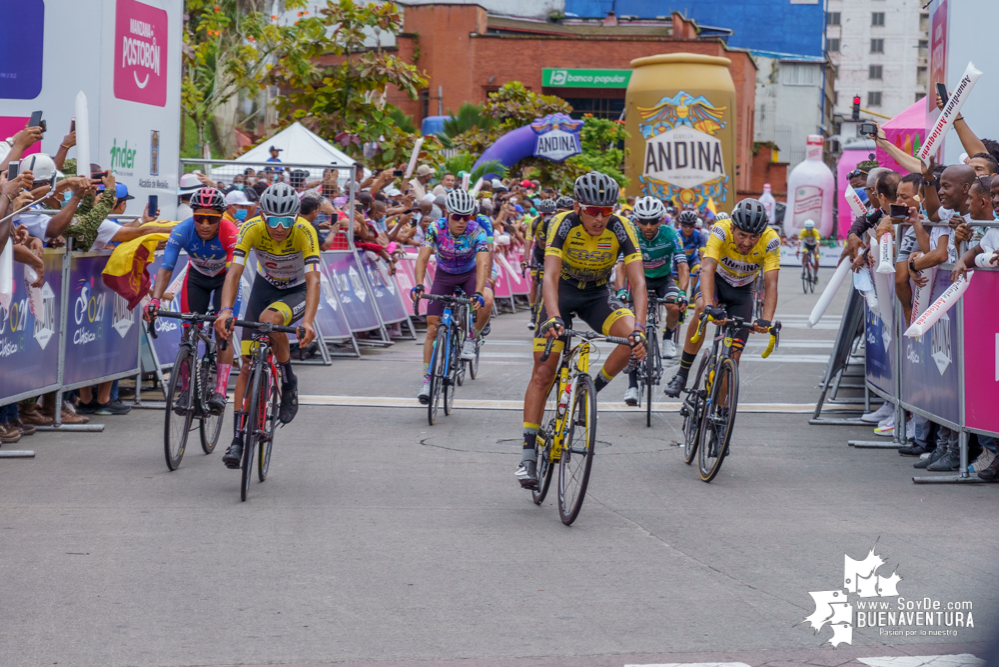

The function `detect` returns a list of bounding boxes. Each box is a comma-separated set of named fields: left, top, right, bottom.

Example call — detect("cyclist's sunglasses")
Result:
left=580, top=205, right=614, bottom=217
left=193, top=213, right=221, bottom=225
left=265, top=215, right=296, bottom=229
left=635, top=218, right=662, bottom=226
left=450, top=213, right=472, bottom=222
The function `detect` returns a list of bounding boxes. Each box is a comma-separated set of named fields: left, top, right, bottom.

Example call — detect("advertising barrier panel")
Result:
left=63, top=252, right=141, bottom=388
left=0, top=250, right=62, bottom=404
left=321, top=251, right=380, bottom=332
left=961, top=270, right=999, bottom=434
left=358, top=251, right=408, bottom=324
left=316, top=262, right=353, bottom=340
left=147, top=252, right=188, bottom=368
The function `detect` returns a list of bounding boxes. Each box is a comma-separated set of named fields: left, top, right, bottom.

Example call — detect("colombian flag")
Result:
left=706, top=197, right=718, bottom=215
left=101, top=233, right=171, bottom=309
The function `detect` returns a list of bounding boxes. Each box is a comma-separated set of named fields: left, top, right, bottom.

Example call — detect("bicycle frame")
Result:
left=547, top=337, right=592, bottom=462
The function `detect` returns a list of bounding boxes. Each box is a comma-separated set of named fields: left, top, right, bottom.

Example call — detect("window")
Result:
left=833, top=92, right=839, bottom=106
left=918, top=39, right=929, bottom=59
left=871, top=12, right=885, bottom=26
left=781, top=63, right=819, bottom=86
left=828, top=38, right=840, bottom=52
left=869, top=65, right=883, bottom=79
left=868, top=91, right=882, bottom=107
left=920, top=13, right=929, bottom=32
left=870, top=38, right=884, bottom=53
left=915, top=92, right=926, bottom=103
left=826, top=12, right=840, bottom=26
left=562, top=97, right=625, bottom=120
left=917, top=66, right=928, bottom=87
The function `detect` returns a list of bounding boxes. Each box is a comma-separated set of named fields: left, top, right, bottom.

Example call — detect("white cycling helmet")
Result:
left=259, top=182, right=301, bottom=217
left=633, top=196, right=666, bottom=220
left=444, top=189, right=476, bottom=216
left=804, top=219, right=815, bottom=229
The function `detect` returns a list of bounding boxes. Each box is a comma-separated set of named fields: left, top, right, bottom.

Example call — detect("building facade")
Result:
left=826, top=0, right=929, bottom=121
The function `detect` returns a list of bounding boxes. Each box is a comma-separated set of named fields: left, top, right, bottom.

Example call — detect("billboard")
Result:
left=0, top=0, right=182, bottom=218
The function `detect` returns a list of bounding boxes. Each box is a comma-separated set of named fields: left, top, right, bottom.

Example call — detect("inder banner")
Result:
left=321, top=251, right=380, bottom=333
left=0, top=250, right=62, bottom=404
left=63, top=253, right=141, bottom=388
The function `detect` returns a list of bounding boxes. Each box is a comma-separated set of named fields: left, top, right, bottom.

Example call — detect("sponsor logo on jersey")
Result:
left=766, top=237, right=781, bottom=253
left=712, top=225, right=727, bottom=241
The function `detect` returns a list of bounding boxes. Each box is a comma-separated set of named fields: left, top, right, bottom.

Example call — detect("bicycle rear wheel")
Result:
left=698, top=357, right=739, bottom=482
left=241, top=360, right=268, bottom=501
left=682, top=355, right=710, bottom=465
left=645, top=329, right=660, bottom=428
left=558, top=374, right=596, bottom=525
left=801, top=259, right=812, bottom=294
left=199, top=352, right=224, bottom=454
left=533, top=374, right=560, bottom=505
left=468, top=337, right=480, bottom=380
left=428, top=327, right=448, bottom=425
left=444, top=328, right=461, bottom=416
left=164, top=347, right=194, bottom=471
left=258, top=369, right=280, bottom=482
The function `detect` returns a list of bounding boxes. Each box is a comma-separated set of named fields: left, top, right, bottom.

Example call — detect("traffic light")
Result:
left=852, top=96, right=861, bottom=121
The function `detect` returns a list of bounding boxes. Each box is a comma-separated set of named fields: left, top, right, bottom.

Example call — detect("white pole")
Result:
left=74, top=91, right=90, bottom=176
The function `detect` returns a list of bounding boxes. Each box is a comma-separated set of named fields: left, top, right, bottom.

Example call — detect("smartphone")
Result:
left=860, top=122, right=878, bottom=137
left=148, top=195, right=158, bottom=215
left=393, top=169, right=404, bottom=178
left=409, top=219, right=417, bottom=227
left=354, top=203, right=365, bottom=211
left=936, top=82, right=949, bottom=106
left=91, top=170, right=108, bottom=181
left=70, top=118, right=76, bottom=132
left=28, top=110, right=42, bottom=127
left=889, top=204, right=908, bottom=219
left=7, top=160, right=19, bottom=179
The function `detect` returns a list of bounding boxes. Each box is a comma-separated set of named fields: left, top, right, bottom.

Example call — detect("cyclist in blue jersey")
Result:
left=144, top=188, right=241, bottom=413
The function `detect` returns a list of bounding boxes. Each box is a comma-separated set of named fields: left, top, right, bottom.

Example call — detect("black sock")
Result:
left=593, top=368, right=614, bottom=393
left=665, top=326, right=675, bottom=338
left=628, top=370, right=639, bottom=389
left=677, top=350, right=696, bottom=378
left=279, top=360, right=296, bottom=386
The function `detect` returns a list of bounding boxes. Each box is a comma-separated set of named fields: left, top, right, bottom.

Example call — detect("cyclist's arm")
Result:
left=213, top=261, right=245, bottom=341
left=700, top=257, right=719, bottom=310
left=613, top=259, right=626, bottom=292
left=300, top=270, right=320, bottom=347
left=474, top=248, right=490, bottom=296
left=152, top=225, right=185, bottom=301
left=676, top=256, right=690, bottom=292
left=623, top=259, right=648, bottom=329
left=760, top=268, right=779, bottom=328
left=541, top=253, right=563, bottom=322
left=413, top=245, right=433, bottom=286
left=150, top=267, right=173, bottom=301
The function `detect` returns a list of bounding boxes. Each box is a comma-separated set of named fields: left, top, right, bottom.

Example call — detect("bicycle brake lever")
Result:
left=146, top=320, right=158, bottom=339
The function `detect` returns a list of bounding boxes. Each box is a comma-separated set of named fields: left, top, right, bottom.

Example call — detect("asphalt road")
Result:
left=1, top=270, right=995, bottom=667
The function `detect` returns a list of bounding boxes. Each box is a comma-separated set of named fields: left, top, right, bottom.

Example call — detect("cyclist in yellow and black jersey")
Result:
left=214, top=183, right=321, bottom=469
left=664, top=198, right=780, bottom=398
left=797, top=219, right=821, bottom=279
left=517, top=172, right=647, bottom=490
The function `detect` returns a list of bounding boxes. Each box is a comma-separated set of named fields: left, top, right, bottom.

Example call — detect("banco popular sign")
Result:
left=637, top=91, right=729, bottom=210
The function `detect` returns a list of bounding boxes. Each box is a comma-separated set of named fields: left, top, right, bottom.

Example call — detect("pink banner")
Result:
left=962, top=271, right=999, bottom=434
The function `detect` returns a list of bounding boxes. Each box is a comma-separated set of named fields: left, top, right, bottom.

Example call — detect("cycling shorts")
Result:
left=646, top=273, right=682, bottom=302
left=427, top=268, right=477, bottom=318
left=240, top=274, right=307, bottom=356
left=177, top=267, right=243, bottom=319
left=533, top=280, right=632, bottom=354
left=708, top=279, right=754, bottom=349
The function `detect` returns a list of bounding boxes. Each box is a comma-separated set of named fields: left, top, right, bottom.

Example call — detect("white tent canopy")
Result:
left=235, top=122, right=356, bottom=181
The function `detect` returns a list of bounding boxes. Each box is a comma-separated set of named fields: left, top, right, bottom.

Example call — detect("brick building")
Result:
left=378, top=4, right=759, bottom=194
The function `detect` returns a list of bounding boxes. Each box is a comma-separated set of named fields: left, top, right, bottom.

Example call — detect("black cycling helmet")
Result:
left=190, top=187, right=226, bottom=213
left=537, top=199, right=556, bottom=214
left=731, top=198, right=769, bottom=235
left=573, top=171, right=619, bottom=207
left=677, top=210, right=699, bottom=226
left=555, top=195, right=575, bottom=210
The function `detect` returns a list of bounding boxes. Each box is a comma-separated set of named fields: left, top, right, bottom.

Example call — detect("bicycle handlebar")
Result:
left=690, top=311, right=782, bottom=358
left=146, top=308, right=219, bottom=341
left=223, top=317, right=305, bottom=338
left=539, top=328, right=634, bottom=362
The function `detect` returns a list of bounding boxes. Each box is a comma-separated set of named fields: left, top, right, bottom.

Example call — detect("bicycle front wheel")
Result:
left=558, top=374, right=596, bottom=525
left=164, top=347, right=194, bottom=471
left=468, top=337, right=480, bottom=380
left=241, top=360, right=269, bottom=501
left=444, top=328, right=461, bottom=416
left=801, top=260, right=812, bottom=294
left=199, top=353, right=224, bottom=454
left=698, top=357, right=739, bottom=482
left=258, top=370, right=280, bottom=482
left=645, top=329, right=660, bottom=428
left=428, top=327, right=448, bottom=425
left=683, top=355, right=710, bottom=465
left=533, top=374, right=560, bottom=505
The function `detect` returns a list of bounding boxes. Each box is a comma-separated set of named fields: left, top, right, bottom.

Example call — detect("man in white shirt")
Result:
left=407, top=164, right=434, bottom=200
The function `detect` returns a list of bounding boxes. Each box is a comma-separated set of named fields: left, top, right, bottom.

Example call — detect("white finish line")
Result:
left=858, top=656, right=984, bottom=667
left=299, top=395, right=854, bottom=414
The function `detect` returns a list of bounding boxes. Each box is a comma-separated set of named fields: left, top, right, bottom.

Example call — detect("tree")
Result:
left=182, top=0, right=310, bottom=157
left=439, top=103, right=496, bottom=148
left=264, top=0, right=427, bottom=150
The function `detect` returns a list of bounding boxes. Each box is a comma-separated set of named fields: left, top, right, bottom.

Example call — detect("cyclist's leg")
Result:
left=475, top=284, right=494, bottom=336
left=573, top=287, right=632, bottom=393
left=257, top=285, right=308, bottom=424
left=715, top=280, right=753, bottom=368
left=519, top=299, right=567, bottom=487
left=225, top=276, right=271, bottom=467
left=200, top=272, right=233, bottom=412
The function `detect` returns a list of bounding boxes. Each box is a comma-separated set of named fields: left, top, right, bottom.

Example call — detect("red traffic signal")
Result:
left=852, top=96, right=861, bottom=121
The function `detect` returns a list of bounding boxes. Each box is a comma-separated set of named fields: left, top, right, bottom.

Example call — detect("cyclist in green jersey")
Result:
left=615, top=196, right=689, bottom=405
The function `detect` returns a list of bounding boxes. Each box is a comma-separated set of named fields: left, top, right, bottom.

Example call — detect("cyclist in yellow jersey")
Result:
left=517, top=172, right=647, bottom=489
left=214, top=183, right=321, bottom=468
left=664, top=198, right=780, bottom=398
left=797, top=219, right=821, bottom=280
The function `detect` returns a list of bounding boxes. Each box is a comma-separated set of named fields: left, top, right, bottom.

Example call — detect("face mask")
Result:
left=63, top=191, right=73, bottom=203
left=856, top=188, right=869, bottom=205
left=234, top=184, right=244, bottom=190
left=235, top=208, right=248, bottom=221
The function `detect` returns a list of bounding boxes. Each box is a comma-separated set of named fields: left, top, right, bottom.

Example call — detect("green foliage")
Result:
left=264, top=0, right=428, bottom=149
left=387, top=105, right=417, bottom=134
left=565, top=115, right=630, bottom=187
left=442, top=103, right=496, bottom=139
left=440, top=153, right=507, bottom=183
left=480, top=82, right=572, bottom=130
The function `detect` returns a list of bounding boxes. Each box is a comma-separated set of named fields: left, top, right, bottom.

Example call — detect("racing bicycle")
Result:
left=679, top=311, right=781, bottom=483
left=149, top=311, right=226, bottom=471
left=223, top=317, right=304, bottom=502
left=418, top=291, right=474, bottom=425
left=535, top=329, right=633, bottom=525
left=752, top=270, right=766, bottom=321
left=800, top=246, right=818, bottom=294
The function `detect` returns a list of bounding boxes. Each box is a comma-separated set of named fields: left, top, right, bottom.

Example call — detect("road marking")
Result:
left=299, top=395, right=853, bottom=414
left=625, top=663, right=751, bottom=667
left=858, top=655, right=984, bottom=667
